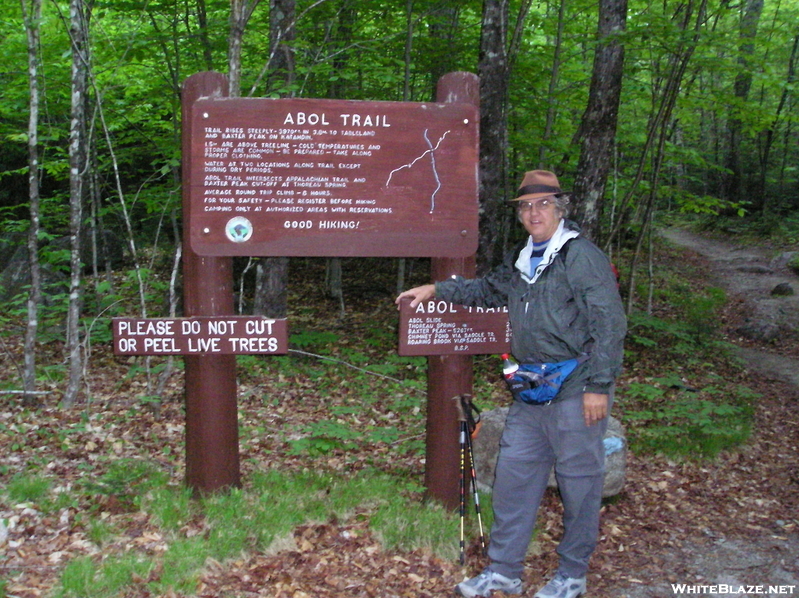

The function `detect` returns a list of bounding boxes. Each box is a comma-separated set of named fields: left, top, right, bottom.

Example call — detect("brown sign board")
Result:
left=112, top=316, right=288, bottom=356
left=188, top=97, right=479, bottom=258
left=397, top=298, right=511, bottom=356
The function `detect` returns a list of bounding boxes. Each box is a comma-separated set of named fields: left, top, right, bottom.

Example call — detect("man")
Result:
left=396, top=170, right=626, bottom=598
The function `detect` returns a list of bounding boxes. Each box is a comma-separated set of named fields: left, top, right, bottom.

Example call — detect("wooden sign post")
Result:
left=115, top=71, right=482, bottom=507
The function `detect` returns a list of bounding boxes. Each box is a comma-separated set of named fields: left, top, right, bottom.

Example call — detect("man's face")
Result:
left=517, top=196, right=561, bottom=242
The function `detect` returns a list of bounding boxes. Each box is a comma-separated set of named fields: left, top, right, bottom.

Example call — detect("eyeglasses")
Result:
left=517, top=198, right=555, bottom=212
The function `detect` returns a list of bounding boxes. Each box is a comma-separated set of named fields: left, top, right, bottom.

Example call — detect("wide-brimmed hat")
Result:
left=509, top=170, right=568, bottom=202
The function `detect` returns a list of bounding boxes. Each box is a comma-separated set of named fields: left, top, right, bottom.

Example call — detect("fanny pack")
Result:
left=505, top=355, right=590, bottom=405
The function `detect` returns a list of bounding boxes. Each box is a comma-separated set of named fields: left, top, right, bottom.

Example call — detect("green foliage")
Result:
left=83, top=459, right=167, bottom=510
left=671, top=190, right=747, bottom=217
left=86, top=518, right=117, bottom=547
left=151, top=538, right=207, bottom=595
left=788, top=254, right=799, bottom=276
left=290, top=330, right=341, bottom=349
left=6, top=473, right=51, bottom=505
left=288, top=419, right=362, bottom=456
left=618, top=380, right=755, bottom=458
left=55, top=557, right=99, bottom=598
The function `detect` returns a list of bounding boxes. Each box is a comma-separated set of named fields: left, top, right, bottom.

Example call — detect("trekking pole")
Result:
left=460, top=394, right=487, bottom=556
left=458, top=406, right=467, bottom=565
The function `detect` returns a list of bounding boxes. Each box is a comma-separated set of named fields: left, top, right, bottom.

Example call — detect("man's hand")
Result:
left=395, top=284, right=436, bottom=309
left=582, top=392, right=608, bottom=427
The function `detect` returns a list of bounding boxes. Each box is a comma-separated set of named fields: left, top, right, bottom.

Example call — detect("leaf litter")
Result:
left=0, top=249, right=798, bottom=597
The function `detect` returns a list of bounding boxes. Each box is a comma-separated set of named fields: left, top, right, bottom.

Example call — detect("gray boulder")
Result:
left=736, top=319, right=781, bottom=342
left=771, top=282, right=795, bottom=296
left=770, top=251, right=799, bottom=272
left=0, top=232, right=125, bottom=304
left=472, top=407, right=627, bottom=498
left=0, top=244, right=68, bottom=304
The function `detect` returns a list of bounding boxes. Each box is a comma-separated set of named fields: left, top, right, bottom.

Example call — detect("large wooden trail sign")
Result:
left=188, top=98, right=478, bottom=258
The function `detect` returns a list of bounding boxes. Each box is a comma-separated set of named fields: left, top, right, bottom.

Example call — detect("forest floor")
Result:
left=610, top=228, right=799, bottom=597
left=1, top=228, right=798, bottom=598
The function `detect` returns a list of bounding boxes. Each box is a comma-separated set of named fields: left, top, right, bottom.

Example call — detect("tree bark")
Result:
left=722, top=0, right=764, bottom=208
left=64, top=0, right=92, bottom=407
left=605, top=0, right=707, bottom=254
left=623, top=0, right=707, bottom=312
left=196, top=0, right=215, bottom=71
left=22, top=0, right=42, bottom=407
left=253, top=0, right=295, bottom=319
left=539, top=0, right=565, bottom=168
left=477, top=0, right=508, bottom=274
left=228, top=0, right=261, bottom=97
left=759, top=33, right=799, bottom=214
left=571, top=0, right=627, bottom=243
left=428, top=2, right=461, bottom=100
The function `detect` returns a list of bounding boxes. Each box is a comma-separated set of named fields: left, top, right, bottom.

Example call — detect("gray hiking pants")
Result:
left=487, top=392, right=610, bottom=580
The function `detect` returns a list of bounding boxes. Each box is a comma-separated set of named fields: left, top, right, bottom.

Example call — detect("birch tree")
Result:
left=21, top=0, right=42, bottom=406
left=63, top=0, right=91, bottom=407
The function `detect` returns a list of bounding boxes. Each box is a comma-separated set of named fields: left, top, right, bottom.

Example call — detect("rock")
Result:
left=471, top=407, right=627, bottom=498
left=771, top=282, right=795, bottom=296
left=735, top=264, right=773, bottom=274
left=0, top=244, right=68, bottom=304
left=736, top=319, right=781, bottom=342
left=770, top=251, right=799, bottom=271
left=0, top=232, right=125, bottom=304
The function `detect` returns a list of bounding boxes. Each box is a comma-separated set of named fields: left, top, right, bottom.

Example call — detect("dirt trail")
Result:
left=612, top=228, right=799, bottom=598
left=660, top=227, right=799, bottom=379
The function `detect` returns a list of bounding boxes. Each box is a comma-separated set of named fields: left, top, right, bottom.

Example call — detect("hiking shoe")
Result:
left=533, top=572, right=586, bottom=598
left=455, top=569, right=522, bottom=597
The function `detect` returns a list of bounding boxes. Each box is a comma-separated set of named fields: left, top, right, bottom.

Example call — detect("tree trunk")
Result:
left=623, top=0, right=707, bottom=312
left=252, top=0, right=295, bottom=319
left=428, top=2, right=461, bottom=100
left=571, top=0, right=627, bottom=243
left=397, top=0, right=414, bottom=294
left=477, top=0, right=509, bottom=274
left=538, top=0, right=565, bottom=169
left=604, top=0, right=706, bottom=253
left=722, top=0, right=764, bottom=208
left=22, top=0, right=42, bottom=407
left=228, top=0, right=260, bottom=97
left=64, top=0, right=92, bottom=407
left=253, top=257, right=289, bottom=317
left=323, top=1, right=356, bottom=313
left=759, top=33, right=799, bottom=214
left=196, top=0, right=215, bottom=71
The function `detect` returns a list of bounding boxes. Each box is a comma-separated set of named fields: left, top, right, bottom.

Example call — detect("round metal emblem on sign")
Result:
left=225, top=217, right=253, bottom=243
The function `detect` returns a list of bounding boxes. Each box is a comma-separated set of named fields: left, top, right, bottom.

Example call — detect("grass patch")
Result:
left=7, top=473, right=51, bottom=505
left=49, top=467, right=461, bottom=597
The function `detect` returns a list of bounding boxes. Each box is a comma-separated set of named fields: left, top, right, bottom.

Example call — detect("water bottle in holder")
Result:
left=501, top=353, right=519, bottom=379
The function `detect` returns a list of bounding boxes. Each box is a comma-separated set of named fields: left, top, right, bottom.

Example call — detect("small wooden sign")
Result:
left=398, top=298, right=511, bottom=356
left=188, top=97, right=479, bottom=258
left=112, top=316, right=288, bottom=356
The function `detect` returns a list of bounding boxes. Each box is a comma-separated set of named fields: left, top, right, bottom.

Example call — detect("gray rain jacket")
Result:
left=435, top=219, right=626, bottom=399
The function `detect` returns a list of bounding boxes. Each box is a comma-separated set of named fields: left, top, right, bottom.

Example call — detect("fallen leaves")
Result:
left=2, top=254, right=799, bottom=598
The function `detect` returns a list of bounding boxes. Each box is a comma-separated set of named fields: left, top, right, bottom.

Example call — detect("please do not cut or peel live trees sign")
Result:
left=112, top=316, right=288, bottom=356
